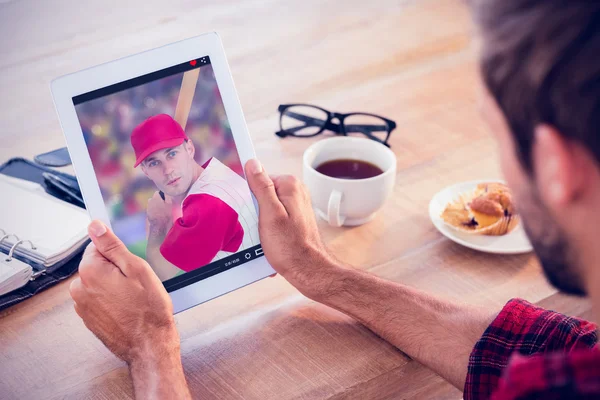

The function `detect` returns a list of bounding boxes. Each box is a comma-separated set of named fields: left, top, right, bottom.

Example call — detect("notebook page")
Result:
left=0, top=256, right=32, bottom=296
left=0, top=175, right=89, bottom=259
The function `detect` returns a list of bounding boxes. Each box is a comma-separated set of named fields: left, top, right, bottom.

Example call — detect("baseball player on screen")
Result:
left=131, top=114, right=258, bottom=281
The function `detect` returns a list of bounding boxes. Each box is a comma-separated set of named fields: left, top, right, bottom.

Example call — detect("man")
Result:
left=70, top=1, right=600, bottom=399
left=131, top=114, right=259, bottom=280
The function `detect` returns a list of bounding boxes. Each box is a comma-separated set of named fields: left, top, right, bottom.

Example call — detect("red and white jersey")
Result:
left=160, top=158, right=259, bottom=272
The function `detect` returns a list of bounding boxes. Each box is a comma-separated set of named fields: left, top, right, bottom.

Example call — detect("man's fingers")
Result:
left=79, top=242, right=122, bottom=285
left=69, top=277, right=85, bottom=304
left=88, top=220, right=135, bottom=277
left=272, top=175, right=309, bottom=219
left=82, top=242, right=96, bottom=259
left=158, top=190, right=173, bottom=204
left=152, top=191, right=171, bottom=204
left=73, top=302, right=83, bottom=318
left=245, top=159, right=287, bottom=217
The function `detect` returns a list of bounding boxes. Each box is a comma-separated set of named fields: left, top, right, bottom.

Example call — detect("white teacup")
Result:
left=303, top=137, right=397, bottom=227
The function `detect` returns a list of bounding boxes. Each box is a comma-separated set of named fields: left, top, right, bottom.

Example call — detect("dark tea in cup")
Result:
left=315, top=159, right=384, bottom=180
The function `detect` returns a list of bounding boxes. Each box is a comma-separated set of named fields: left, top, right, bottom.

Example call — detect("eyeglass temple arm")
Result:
left=280, top=111, right=341, bottom=134
left=283, top=111, right=347, bottom=133
left=344, top=123, right=390, bottom=134
left=282, top=111, right=392, bottom=136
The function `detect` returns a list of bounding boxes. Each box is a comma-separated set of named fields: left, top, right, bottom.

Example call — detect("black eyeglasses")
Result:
left=275, top=104, right=397, bottom=147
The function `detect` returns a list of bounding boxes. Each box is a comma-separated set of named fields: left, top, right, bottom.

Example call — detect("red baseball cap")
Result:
left=131, top=114, right=188, bottom=167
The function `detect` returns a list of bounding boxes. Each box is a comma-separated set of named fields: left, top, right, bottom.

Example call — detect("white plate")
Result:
left=429, top=180, right=533, bottom=255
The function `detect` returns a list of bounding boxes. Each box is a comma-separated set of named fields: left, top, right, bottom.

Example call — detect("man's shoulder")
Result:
left=465, top=298, right=597, bottom=400
left=190, top=158, right=246, bottom=194
left=493, top=348, right=600, bottom=399
left=200, top=157, right=233, bottom=172
left=198, top=158, right=241, bottom=181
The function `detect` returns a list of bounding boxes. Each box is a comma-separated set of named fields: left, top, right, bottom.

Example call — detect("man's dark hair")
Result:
left=472, top=0, right=600, bottom=172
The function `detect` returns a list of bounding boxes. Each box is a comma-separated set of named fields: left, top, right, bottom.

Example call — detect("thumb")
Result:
left=88, top=220, right=134, bottom=276
left=245, top=159, right=287, bottom=217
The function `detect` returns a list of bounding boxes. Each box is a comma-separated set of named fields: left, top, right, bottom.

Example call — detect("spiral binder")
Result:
left=0, top=231, right=46, bottom=282
left=0, top=160, right=90, bottom=306
left=0, top=173, right=90, bottom=303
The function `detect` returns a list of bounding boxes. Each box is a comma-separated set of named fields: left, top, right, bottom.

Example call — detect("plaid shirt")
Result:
left=464, top=298, right=598, bottom=400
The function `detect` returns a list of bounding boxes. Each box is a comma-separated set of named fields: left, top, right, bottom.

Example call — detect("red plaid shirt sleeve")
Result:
left=464, top=298, right=597, bottom=400
left=491, top=349, right=600, bottom=399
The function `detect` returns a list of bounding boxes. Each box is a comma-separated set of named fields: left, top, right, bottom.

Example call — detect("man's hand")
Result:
left=147, top=191, right=173, bottom=236
left=70, top=221, right=176, bottom=363
left=70, top=220, right=191, bottom=399
left=244, top=159, right=494, bottom=390
left=244, top=159, right=342, bottom=300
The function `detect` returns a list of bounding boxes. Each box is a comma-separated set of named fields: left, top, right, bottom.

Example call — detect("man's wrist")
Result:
left=128, top=323, right=180, bottom=366
left=129, top=342, right=182, bottom=373
left=148, top=220, right=170, bottom=241
left=129, top=348, right=190, bottom=400
left=288, top=251, right=349, bottom=302
left=128, top=325, right=190, bottom=398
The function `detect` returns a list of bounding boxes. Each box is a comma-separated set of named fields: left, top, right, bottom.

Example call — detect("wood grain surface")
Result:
left=0, top=0, right=591, bottom=399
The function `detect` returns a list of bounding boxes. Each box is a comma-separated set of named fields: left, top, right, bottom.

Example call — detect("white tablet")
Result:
left=51, top=32, right=274, bottom=313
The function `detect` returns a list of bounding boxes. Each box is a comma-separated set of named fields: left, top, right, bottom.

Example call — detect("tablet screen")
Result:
left=72, top=57, right=263, bottom=292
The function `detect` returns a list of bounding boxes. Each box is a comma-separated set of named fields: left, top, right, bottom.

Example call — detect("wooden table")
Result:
left=0, top=0, right=591, bottom=398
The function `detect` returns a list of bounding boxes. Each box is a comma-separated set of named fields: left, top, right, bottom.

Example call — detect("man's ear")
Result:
left=532, top=124, right=590, bottom=209
left=184, top=139, right=195, bottom=159
left=140, top=164, right=149, bottom=177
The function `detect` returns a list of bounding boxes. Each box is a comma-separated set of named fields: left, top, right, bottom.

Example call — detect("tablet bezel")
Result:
left=51, top=32, right=274, bottom=314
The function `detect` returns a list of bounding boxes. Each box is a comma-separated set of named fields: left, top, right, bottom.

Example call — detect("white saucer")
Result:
left=429, top=180, right=533, bottom=255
